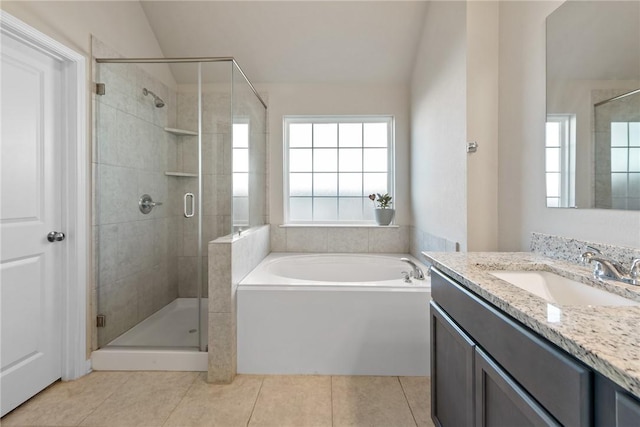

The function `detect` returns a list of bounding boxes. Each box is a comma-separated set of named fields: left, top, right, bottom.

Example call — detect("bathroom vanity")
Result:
left=424, top=252, right=640, bottom=427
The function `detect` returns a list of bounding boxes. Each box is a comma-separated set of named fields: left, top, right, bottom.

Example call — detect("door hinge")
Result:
left=96, top=314, right=106, bottom=328
left=95, top=83, right=106, bottom=96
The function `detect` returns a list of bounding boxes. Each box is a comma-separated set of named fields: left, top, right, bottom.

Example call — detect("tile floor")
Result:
left=2, top=372, right=435, bottom=427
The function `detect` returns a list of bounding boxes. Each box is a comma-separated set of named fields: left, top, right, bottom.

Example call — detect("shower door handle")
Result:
left=184, top=193, right=195, bottom=218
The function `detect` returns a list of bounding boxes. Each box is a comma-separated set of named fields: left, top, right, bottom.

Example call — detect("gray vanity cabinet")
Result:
left=594, top=372, right=640, bottom=427
left=430, top=302, right=475, bottom=427
left=430, top=267, right=591, bottom=427
left=475, top=347, right=560, bottom=427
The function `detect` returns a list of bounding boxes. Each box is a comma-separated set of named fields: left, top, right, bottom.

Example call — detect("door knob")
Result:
left=47, top=231, right=66, bottom=242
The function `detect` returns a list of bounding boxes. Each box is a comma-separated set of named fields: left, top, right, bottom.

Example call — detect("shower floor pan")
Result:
left=91, top=298, right=208, bottom=371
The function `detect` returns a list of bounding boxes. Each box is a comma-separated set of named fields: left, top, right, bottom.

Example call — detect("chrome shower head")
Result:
left=142, top=88, right=165, bottom=108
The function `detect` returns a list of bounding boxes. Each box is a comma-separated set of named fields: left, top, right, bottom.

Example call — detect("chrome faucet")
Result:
left=400, top=258, right=426, bottom=280
left=581, top=246, right=640, bottom=286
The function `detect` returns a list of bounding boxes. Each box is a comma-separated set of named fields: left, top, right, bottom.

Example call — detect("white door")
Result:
left=1, top=30, right=64, bottom=416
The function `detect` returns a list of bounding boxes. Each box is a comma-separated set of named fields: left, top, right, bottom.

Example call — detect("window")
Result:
left=233, top=122, right=249, bottom=226
left=545, top=114, right=575, bottom=208
left=610, top=121, right=640, bottom=210
left=284, top=116, right=394, bottom=223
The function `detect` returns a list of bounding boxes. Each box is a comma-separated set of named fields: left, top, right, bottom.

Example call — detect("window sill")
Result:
left=279, top=223, right=400, bottom=228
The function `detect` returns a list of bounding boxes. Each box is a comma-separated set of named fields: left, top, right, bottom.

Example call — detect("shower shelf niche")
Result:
left=165, top=127, right=198, bottom=177
left=164, top=127, right=198, bottom=136
left=165, top=172, right=197, bottom=178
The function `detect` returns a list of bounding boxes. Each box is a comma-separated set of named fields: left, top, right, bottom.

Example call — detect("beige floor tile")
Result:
left=79, top=371, right=199, bottom=427
left=163, top=374, right=263, bottom=427
left=1, top=371, right=130, bottom=427
left=399, top=377, right=435, bottom=427
left=249, top=375, right=332, bottom=427
left=332, top=376, right=416, bottom=427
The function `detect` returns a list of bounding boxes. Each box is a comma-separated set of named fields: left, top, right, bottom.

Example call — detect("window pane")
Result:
left=233, top=148, right=248, bottom=172
left=314, top=198, right=337, bottom=221
left=545, top=122, right=560, bottom=147
left=290, top=197, right=312, bottom=221
left=339, top=173, right=362, bottom=196
left=339, top=148, right=362, bottom=172
left=290, top=123, right=312, bottom=147
left=364, top=173, right=387, bottom=196
left=290, top=149, right=312, bottom=172
left=314, top=173, right=337, bottom=196
left=364, top=123, right=387, bottom=147
left=630, top=122, right=640, bottom=147
left=290, top=173, right=312, bottom=196
left=629, top=173, right=640, bottom=196
left=630, top=148, right=640, bottom=172
left=612, top=123, right=628, bottom=147
left=612, top=173, right=628, bottom=196
left=233, top=123, right=249, bottom=148
left=314, top=148, right=337, bottom=172
left=339, top=123, right=362, bottom=147
left=546, top=198, right=560, bottom=208
left=233, top=197, right=248, bottom=223
left=314, top=123, right=337, bottom=147
left=546, top=173, right=560, bottom=198
left=546, top=147, right=561, bottom=172
left=612, top=198, right=628, bottom=209
left=363, top=149, right=388, bottom=172
left=233, top=173, right=248, bottom=197
left=339, top=198, right=363, bottom=220
left=611, top=148, right=628, bottom=172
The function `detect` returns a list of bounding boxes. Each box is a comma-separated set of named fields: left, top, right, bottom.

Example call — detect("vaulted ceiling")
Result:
left=139, top=1, right=428, bottom=84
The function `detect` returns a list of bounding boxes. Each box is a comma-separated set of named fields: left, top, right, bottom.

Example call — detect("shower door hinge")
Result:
left=95, top=83, right=106, bottom=96
left=96, top=314, right=106, bottom=328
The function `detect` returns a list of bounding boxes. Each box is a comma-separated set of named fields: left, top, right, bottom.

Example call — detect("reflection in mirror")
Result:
left=593, top=90, right=640, bottom=210
left=546, top=0, right=640, bottom=210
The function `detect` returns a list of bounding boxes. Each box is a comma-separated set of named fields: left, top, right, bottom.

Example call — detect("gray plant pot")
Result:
left=374, top=208, right=395, bottom=226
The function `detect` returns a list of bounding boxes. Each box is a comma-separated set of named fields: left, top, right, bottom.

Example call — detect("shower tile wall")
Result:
left=93, top=41, right=180, bottom=346
left=175, top=89, right=232, bottom=298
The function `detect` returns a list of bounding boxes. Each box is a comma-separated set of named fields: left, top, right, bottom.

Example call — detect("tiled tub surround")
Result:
left=208, top=225, right=270, bottom=383
left=409, top=225, right=459, bottom=259
left=422, top=251, right=640, bottom=398
left=270, top=224, right=410, bottom=253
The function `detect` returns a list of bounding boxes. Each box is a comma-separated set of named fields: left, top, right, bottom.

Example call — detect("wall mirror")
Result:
left=546, top=0, right=640, bottom=210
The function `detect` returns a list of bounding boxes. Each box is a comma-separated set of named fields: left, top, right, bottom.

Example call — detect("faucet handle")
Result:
left=630, top=259, right=640, bottom=279
left=586, top=245, right=602, bottom=254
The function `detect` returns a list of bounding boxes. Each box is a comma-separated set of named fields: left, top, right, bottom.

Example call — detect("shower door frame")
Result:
left=94, top=57, right=265, bottom=352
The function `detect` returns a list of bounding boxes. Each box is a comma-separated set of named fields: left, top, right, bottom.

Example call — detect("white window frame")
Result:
left=232, top=119, right=250, bottom=228
left=545, top=114, right=576, bottom=208
left=283, top=115, right=395, bottom=224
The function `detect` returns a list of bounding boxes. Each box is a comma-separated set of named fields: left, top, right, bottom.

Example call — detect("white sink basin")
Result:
left=488, top=270, right=640, bottom=306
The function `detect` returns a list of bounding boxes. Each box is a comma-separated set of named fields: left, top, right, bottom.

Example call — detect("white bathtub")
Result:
left=237, top=253, right=431, bottom=376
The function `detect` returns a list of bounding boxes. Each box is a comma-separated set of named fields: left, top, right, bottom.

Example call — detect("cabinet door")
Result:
left=430, top=301, right=475, bottom=427
left=475, top=347, right=560, bottom=427
left=616, top=391, right=640, bottom=427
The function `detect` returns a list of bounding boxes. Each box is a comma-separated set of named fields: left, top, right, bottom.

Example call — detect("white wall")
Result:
left=258, top=83, right=411, bottom=226
left=466, top=1, right=499, bottom=251
left=410, top=1, right=468, bottom=251
left=1, top=1, right=174, bottom=87
left=498, top=1, right=640, bottom=251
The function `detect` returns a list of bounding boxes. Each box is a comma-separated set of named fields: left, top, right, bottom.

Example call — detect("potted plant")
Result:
left=369, top=193, right=395, bottom=225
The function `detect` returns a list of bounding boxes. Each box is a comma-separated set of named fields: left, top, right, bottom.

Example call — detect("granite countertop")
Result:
left=422, top=251, right=640, bottom=398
